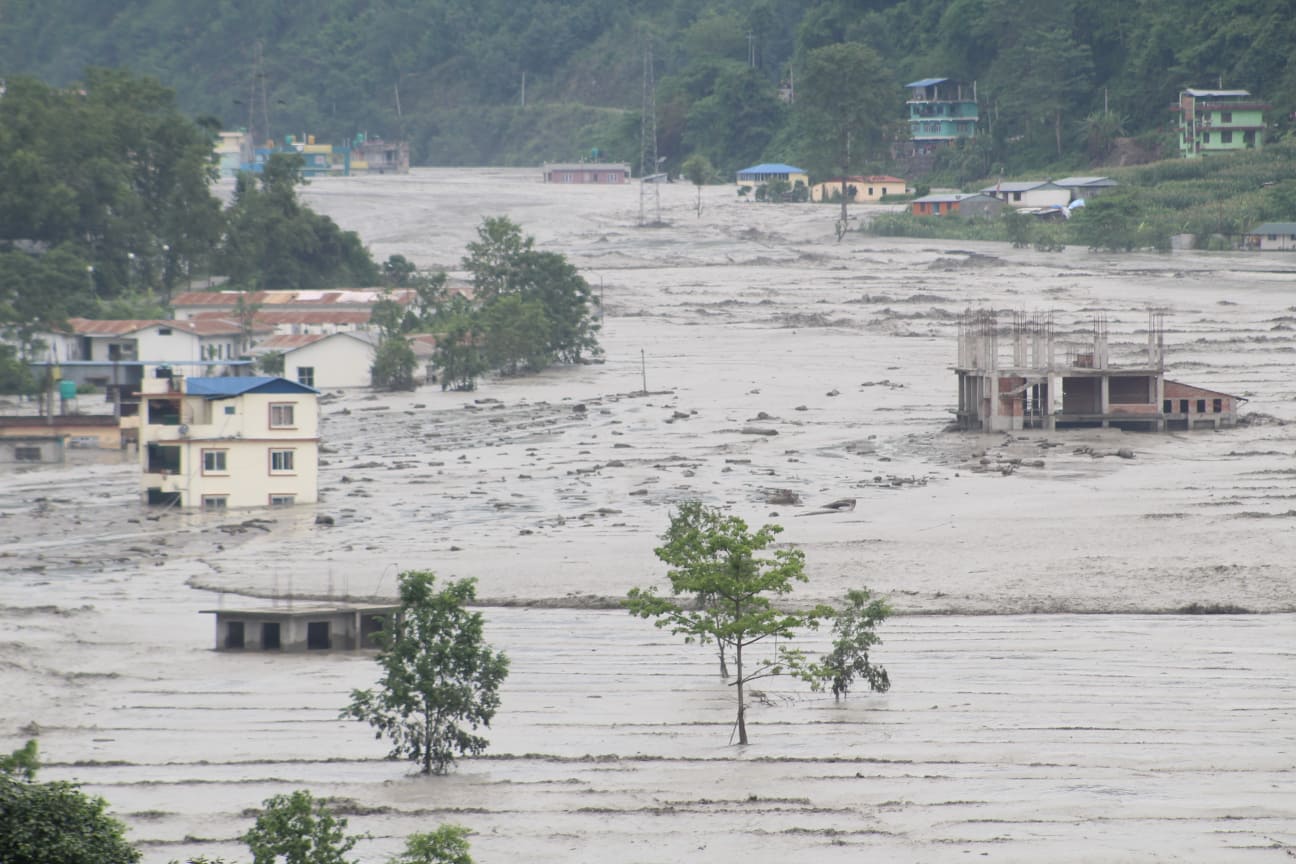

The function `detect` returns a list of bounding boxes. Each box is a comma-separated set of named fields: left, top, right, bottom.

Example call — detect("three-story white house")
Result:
left=138, top=373, right=320, bottom=509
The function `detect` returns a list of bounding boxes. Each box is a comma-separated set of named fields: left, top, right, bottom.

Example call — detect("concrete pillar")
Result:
left=988, top=374, right=1000, bottom=432
left=1100, top=376, right=1110, bottom=428
left=1154, top=375, right=1165, bottom=432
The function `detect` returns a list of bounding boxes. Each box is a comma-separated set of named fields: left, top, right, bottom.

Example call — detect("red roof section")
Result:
left=171, top=289, right=415, bottom=307
left=64, top=317, right=269, bottom=337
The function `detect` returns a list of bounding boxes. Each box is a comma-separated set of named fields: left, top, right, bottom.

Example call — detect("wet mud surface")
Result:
left=2, top=168, right=1295, bottom=860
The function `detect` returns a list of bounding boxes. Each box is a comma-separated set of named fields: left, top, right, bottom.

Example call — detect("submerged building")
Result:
left=955, top=310, right=1244, bottom=432
left=202, top=603, right=397, bottom=651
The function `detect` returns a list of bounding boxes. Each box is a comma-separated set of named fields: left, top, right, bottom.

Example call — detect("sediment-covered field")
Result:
left=2, top=169, right=1293, bottom=861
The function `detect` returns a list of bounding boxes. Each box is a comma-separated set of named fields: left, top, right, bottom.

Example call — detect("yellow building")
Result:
left=139, top=374, right=319, bottom=509
left=810, top=175, right=908, bottom=203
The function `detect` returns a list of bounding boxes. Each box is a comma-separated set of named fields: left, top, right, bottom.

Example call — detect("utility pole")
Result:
left=639, top=38, right=661, bottom=227
left=640, top=349, right=647, bottom=394
left=747, top=31, right=756, bottom=68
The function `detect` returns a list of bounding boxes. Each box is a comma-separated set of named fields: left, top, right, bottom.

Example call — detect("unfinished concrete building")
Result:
left=955, top=310, right=1244, bottom=432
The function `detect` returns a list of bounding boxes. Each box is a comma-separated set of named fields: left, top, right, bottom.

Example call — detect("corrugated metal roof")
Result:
left=979, top=181, right=1061, bottom=193
left=257, top=332, right=377, bottom=352
left=64, top=317, right=263, bottom=337
left=252, top=310, right=373, bottom=325
left=172, top=289, right=413, bottom=307
left=67, top=318, right=166, bottom=335
left=1184, top=88, right=1251, bottom=98
left=543, top=163, right=631, bottom=171
left=905, top=77, right=949, bottom=88
left=1247, top=222, right=1296, bottom=235
left=736, top=163, right=805, bottom=175
left=256, top=334, right=329, bottom=350
left=913, top=193, right=992, bottom=203
left=1053, top=176, right=1117, bottom=187
left=814, top=175, right=907, bottom=184
left=184, top=376, right=319, bottom=397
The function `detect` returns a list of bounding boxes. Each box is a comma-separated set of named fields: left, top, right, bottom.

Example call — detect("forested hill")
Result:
left=2, top=0, right=1295, bottom=175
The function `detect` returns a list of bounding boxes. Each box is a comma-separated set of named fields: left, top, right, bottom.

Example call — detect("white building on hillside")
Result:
left=978, top=181, right=1071, bottom=209
left=255, top=332, right=378, bottom=388
left=139, top=373, right=319, bottom=510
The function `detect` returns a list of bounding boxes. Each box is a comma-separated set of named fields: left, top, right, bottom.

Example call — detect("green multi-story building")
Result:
left=904, top=78, right=978, bottom=156
left=1175, top=89, right=1268, bottom=158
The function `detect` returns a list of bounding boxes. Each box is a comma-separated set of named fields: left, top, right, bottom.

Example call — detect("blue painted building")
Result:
left=905, top=78, right=979, bottom=155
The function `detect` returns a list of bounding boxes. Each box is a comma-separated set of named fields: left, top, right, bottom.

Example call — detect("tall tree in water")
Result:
left=796, top=43, right=894, bottom=235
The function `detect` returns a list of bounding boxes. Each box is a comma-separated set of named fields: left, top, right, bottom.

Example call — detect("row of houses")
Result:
left=216, top=131, right=411, bottom=179
left=32, top=289, right=438, bottom=404
left=911, top=176, right=1117, bottom=217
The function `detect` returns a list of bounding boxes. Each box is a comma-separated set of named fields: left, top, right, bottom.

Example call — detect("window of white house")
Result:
left=158, top=327, right=172, bottom=335
left=202, top=449, right=228, bottom=473
left=14, top=446, right=41, bottom=461
left=269, top=403, right=295, bottom=428
left=269, top=494, right=296, bottom=507
left=202, top=495, right=227, bottom=510
left=270, top=449, right=295, bottom=473
left=296, top=366, right=315, bottom=387
left=224, top=405, right=236, bottom=415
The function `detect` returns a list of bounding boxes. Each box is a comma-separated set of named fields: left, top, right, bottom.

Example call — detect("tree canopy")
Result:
left=343, top=571, right=510, bottom=774
left=241, top=790, right=361, bottom=864
left=4, top=0, right=1294, bottom=172
left=627, top=503, right=826, bottom=745
left=0, top=740, right=141, bottom=864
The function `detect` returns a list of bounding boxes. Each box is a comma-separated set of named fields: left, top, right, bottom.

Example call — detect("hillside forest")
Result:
left=2, top=0, right=1295, bottom=176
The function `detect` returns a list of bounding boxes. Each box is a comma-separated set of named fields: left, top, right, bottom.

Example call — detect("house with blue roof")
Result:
left=735, top=163, right=809, bottom=192
left=138, top=371, right=320, bottom=509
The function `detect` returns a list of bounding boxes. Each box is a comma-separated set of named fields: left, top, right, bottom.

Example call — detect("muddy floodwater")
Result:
left=2, top=168, right=1294, bottom=862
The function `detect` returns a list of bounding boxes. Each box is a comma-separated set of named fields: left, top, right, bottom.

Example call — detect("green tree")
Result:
left=394, top=825, right=475, bottom=864
left=682, top=154, right=714, bottom=218
left=220, top=154, right=379, bottom=291
left=626, top=504, right=829, bottom=745
left=257, top=351, right=285, bottom=376
left=1069, top=192, right=1140, bottom=250
left=371, top=336, right=417, bottom=390
left=481, top=293, right=552, bottom=375
left=461, top=217, right=600, bottom=367
left=0, top=344, right=36, bottom=395
left=803, top=589, right=891, bottom=700
left=763, top=177, right=791, bottom=203
left=1003, top=208, right=1036, bottom=248
left=344, top=571, right=510, bottom=775
left=0, top=739, right=39, bottom=781
left=0, top=70, right=222, bottom=308
left=0, top=740, right=140, bottom=864
left=242, top=790, right=359, bottom=864
left=796, top=43, right=894, bottom=233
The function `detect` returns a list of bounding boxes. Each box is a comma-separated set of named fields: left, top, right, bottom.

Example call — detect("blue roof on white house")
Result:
left=736, top=163, right=805, bottom=175
left=905, top=78, right=950, bottom=88
left=184, top=376, right=319, bottom=398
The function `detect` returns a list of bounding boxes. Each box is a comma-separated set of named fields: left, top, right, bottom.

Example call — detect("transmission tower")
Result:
left=247, top=40, right=271, bottom=147
left=638, top=38, right=661, bottom=227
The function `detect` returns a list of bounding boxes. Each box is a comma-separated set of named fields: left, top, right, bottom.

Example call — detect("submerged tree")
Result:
left=394, top=825, right=475, bottom=864
left=796, top=43, right=893, bottom=235
left=627, top=503, right=829, bottom=744
left=682, top=153, right=714, bottom=217
left=801, top=589, right=891, bottom=700
left=242, top=790, right=359, bottom=864
left=344, top=572, right=509, bottom=774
